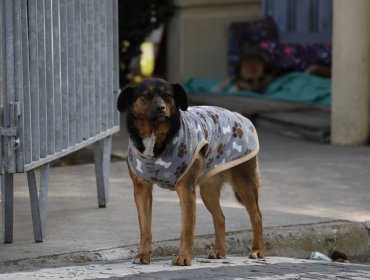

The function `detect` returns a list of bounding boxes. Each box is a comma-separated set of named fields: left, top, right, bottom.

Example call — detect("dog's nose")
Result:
left=156, top=104, right=166, bottom=112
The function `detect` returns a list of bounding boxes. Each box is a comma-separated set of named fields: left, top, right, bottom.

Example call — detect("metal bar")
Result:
left=37, top=0, right=47, bottom=159
left=74, top=0, right=82, bottom=143
left=94, top=136, right=112, bottom=207
left=4, top=0, right=16, bottom=173
left=0, top=0, right=3, bottom=116
left=60, top=0, right=69, bottom=150
left=39, top=163, right=49, bottom=238
left=318, top=0, right=333, bottom=33
left=13, top=0, right=25, bottom=172
left=0, top=176, right=2, bottom=240
left=24, top=126, right=119, bottom=172
left=99, top=0, right=108, bottom=132
left=4, top=0, right=15, bottom=107
left=106, top=0, right=114, bottom=129
left=272, top=1, right=288, bottom=33
left=112, top=0, right=119, bottom=127
left=53, top=0, right=62, bottom=153
left=28, top=0, right=40, bottom=162
left=80, top=0, right=89, bottom=140
left=310, top=0, right=319, bottom=33
left=67, top=0, right=76, bottom=147
left=0, top=0, right=4, bottom=173
left=94, top=0, right=101, bottom=135
left=26, top=164, right=50, bottom=242
left=27, top=169, right=43, bottom=242
left=45, top=0, right=55, bottom=156
left=21, top=0, right=32, bottom=166
left=287, top=0, right=296, bottom=32
left=87, top=0, right=95, bottom=138
left=3, top=173, right=14, bottom=243
left=296, top=0, right=311, bottom=33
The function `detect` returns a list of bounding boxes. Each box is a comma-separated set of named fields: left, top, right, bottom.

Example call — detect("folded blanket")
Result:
left=184, top=72, right=331, bottom=105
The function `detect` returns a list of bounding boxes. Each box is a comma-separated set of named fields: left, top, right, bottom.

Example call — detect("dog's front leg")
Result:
left=172, top=180, right=196, bottom=266
left=172, top=156, right=203, bottom=266
left=130, top=169, right=153, bottom=264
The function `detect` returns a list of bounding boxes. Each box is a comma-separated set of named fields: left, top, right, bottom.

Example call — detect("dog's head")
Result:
left=117, top=78, right=188, bottom=122
left=235, top=50, right=275, bottom=93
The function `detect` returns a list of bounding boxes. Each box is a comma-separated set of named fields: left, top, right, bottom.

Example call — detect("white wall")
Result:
left=331, top=0, right=370, bottom=144
left=167, top=0, right=261, bottom=83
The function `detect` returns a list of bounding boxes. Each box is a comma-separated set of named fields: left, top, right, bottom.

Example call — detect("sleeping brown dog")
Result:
left=211, top=50, right=277, bottom=94
left=235, top=50, right=277, bottom=93
left=117, top=78, right=264, bottom=266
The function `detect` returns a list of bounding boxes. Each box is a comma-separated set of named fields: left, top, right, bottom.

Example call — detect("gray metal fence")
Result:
left=263, top=0, right=332, bottom=44
left=0, top=0, right=120, bottom=243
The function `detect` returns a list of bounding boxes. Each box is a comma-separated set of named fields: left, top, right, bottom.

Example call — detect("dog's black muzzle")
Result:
left=148, top=95, right=170, bottom=121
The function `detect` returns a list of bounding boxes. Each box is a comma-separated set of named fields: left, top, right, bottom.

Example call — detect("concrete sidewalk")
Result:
left=0, top=126, right=369, bottom=265
left=2, top=256, right=370, bottom=279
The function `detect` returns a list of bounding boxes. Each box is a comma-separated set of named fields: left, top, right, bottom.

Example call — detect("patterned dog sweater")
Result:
left=128, top=106, right=259, bottom=190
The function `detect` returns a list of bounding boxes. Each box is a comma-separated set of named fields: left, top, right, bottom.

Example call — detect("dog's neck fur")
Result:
left=142, top=133, right=157, bottom=157
left=127, top=110, right=181, bottom=157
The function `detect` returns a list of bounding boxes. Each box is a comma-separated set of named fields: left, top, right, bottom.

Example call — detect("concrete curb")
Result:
left=150, top=220, right=369, bottom=261
left=1, top=220, right=369, bottom=268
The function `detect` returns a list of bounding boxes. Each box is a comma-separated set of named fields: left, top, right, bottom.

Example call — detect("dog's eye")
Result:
left=161, top=91, right=173, bottom=98
left=141, top=91, right=152, bottom=100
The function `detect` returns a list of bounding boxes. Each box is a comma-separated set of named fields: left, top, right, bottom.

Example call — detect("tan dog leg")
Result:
left=230, top=157, right=265, bottom=258
left=172, top=181, right=196, bottom=266
left=172, top=156, right=203, bottom=266
left=129, top=168, right=153, bottom=264
left=200, top=176, right=226, bottom=259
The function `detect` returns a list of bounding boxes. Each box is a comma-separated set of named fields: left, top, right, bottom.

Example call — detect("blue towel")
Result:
left=184, top=72, right=331, bottom=105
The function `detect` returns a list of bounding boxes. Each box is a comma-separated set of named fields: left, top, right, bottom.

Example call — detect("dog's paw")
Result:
left=208, top=248, right=226, bottom=259
left=248, top=249, right=264, bottom=259
left=172, top=254, right=192, bottom=266
left=132, top=253, right=151, bottom=264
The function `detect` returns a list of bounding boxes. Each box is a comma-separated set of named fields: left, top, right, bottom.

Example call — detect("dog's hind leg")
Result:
left=200, top=175, right=226, bottom=259
left=230, top=157, right=265, bottom=258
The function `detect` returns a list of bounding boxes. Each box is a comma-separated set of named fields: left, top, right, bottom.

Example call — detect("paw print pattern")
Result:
left=163, top=172, right=172, bottom=179
left=196, top=111, right=207, bottom=121
left=158, top=179, right=171, bottom=187
left=232, top=122, right=244, bottom=139
left=207, top=112, right=220, bottom=124
left=216, top=144, right=225, bottom=159
left=203, top=128, right=208, bottom=140
left=175, top=162, right=188, bottom=177
left=177, top=143, right=188, bottom=158
left=150, top=170, right=172, bottom=188
left=206, top=158, right=214, bottom=169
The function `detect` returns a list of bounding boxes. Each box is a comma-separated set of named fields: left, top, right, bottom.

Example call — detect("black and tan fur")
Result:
left=117, top=78, right=264, bottom=266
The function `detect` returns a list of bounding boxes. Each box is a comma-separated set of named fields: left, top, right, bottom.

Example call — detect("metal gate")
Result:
left=263, top=0, right=333, bottom=44
left=0, top=0, right=119, bottom=243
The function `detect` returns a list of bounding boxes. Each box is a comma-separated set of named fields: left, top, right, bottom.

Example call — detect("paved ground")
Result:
left=1, top=256, right=370, bottom=279
left=0, top=119, right=370, bottom=278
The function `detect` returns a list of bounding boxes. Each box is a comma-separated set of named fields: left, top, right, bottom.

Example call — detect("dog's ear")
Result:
left=172, top=83, right=188, bottom=111
left=117, top=86, right=134, bottom=112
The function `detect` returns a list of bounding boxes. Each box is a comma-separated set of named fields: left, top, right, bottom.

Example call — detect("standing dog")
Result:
left=117, top=78, right=264, bottom=266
